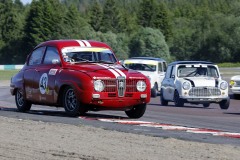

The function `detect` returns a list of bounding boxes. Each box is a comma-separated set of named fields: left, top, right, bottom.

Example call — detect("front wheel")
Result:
left=63, top=86, right=87, bottom=116
left=203, top=103, right=210, bottom=108
left=125, top=103, right=146, bottom=119
left=160, top=90, right=168, bottom=106
left=174, top=90, right=184, bottom=107
left=15, top=89, right=32, bottom=112
left=219, top=98, right=230, bottom=110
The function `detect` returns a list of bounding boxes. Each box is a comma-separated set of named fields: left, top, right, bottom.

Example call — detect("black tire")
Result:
left=219, top=98, right=230, bottom=110
left=125, top=103, right=146, bottom=119
left=15, top=89, right=32, bottom=112
left=151, top=84, right=158, bottom=97
left=174, top=90, right=184, bottom=107
left=160, top=90, right=168, bottom=106
left=63, top=86, right=86, bottom=116
left=203, top=103, right=210, bottom=108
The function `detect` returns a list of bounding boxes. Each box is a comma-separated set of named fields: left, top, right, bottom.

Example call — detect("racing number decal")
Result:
left=39, top=73, right=48, bottom=94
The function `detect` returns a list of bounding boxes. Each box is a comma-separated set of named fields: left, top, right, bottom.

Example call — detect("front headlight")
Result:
left=94, top=80, right=105, bottom=92
left=182, top=81, right=191, bottom=90
left=229, top=80, right=235, bottom=86
left=220, top=81, right=228, bottom=90
left=136, top=80, right=146, bottom=92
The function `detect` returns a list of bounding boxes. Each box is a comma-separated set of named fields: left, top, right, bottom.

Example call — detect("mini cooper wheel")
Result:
left=15, top=89, right=32, bottom=112
left=63, top=86, right=84, bottom=116
left=160, top=90, right=168, bottom=106
left=219, top=98, right=230, bottom=110
left=174, top=90, right=184, bottom=107
left=151, top=83, right=158, bottom=98
left=203, top=103, right=210, bottom=108
left=125, top=103, right=146, bottom=119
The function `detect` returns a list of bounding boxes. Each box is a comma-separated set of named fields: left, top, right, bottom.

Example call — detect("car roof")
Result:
left=35, top=39, right=112, bottom=50
left=128, top=57, right=166, bottom=62
left=168, top=61, right=214, bottom=66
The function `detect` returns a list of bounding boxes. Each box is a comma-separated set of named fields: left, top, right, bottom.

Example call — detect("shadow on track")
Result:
left=148, top=103, right=215, bottom=109
left=0, top=106, right=127, bottom=119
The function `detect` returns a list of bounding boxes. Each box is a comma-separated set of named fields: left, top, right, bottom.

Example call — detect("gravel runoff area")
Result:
left=0, top=116, right=239, bottom=160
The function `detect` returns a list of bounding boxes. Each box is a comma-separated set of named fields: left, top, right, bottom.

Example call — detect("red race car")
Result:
left=10, top=40, right=151, bottom=118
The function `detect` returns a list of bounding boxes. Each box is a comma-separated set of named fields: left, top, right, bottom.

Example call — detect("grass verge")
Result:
left=0, top=70, right=20, bottom=81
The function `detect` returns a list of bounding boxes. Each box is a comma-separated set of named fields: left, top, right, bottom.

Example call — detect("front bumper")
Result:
left=230, top=87, right=240, bottom=94
left=184, top=97, right=228, bottom=103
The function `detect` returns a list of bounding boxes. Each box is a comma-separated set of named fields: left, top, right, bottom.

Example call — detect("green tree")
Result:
left=153, top=2, right=172, bottom=42
left=0, top=0, right=25, bottom=64
left=24, top=0, right=64, bottom=52
left=93, top=31, right=129, bottom=60
left=137, top=0, right=156, bottom=27
left=88, top=0, right=103, bottom=32
left=129, top=27, right=171, bottom=62
left=100, top=0, right=121, bottom=33
left=62, top=4, right=93, bottom=39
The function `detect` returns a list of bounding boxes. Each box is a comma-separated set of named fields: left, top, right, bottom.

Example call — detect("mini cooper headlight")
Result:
left=182, top=81, right=191, bottom=90
left=136, top=80, right=146, bottom=92
left=94, top=80, right=105, bottom=92
left=220, top=81, right=228, bottom=90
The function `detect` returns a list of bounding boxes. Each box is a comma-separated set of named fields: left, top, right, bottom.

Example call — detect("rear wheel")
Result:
left=174, top=90, right=184, bottom=107
left=15, top=89, right=32, bottom=112
left=219, top=98, right=230, bottom=110
left=160, top=90, right=168, bottom=106
left=63, top=86, right=87, bottom=116
left=125, top=103, right=146, bottom=118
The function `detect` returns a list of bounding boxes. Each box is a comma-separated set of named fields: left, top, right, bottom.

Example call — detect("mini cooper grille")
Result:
left=101, top=78, right=144, bottom=97
left=189, top=87, right=221, bottom=97
left=235, top=81, right=240, bottom=86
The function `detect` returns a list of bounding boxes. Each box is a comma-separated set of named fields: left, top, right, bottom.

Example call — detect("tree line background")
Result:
left=1, top=0, right=240, bottom=64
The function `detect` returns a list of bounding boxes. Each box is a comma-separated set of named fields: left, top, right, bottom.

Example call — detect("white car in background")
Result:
left=229, top=76, right=240, bottom=98
left=124, top=57, right=167, bottom=97
left=160, top=61, right=230, bottom=109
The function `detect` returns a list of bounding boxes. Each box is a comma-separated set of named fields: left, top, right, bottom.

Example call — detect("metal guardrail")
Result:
left=0, top=65, right=24, bottom=70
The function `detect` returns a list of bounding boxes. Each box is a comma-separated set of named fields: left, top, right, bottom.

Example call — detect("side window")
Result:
left=158, top=63, right=163, bottom=72
left=43, top=47, right=60, bottom=64
left=170, top=66, right=176, bottom=78
left=163, top=62, right=167, bottom=72
left=28, top=47, right=46, bottom=66
left=165, top=66, right=172, bottom=78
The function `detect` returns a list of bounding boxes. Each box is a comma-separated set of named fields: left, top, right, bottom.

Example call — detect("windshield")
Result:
left=177, top=65, right=219, bottom=78
left=124, top=63, right=156, bottom=71
left=61, top=47, right=117, bottom=64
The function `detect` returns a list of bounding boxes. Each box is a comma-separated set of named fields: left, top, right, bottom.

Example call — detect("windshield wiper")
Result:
left=97, top=60, right=114, bottom=64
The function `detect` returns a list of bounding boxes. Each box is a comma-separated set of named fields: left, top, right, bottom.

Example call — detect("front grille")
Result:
left=117, top=76, right=126, bottom=97
left=189, top=87, right=221, bottom=97
left=99, top=78, right=144, bottom=97
left=236, top=81, right=240, bottom=86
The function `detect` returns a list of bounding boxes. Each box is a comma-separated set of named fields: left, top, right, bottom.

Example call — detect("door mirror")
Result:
left=52, top=59, right=60, bottom=65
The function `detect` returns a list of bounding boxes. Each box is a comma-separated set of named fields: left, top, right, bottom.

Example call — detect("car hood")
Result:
left=65, top=63, right=146, bottom=79
left=230, top=75, right=240, bottom=81
left=183, top=77, right=217, bottom=87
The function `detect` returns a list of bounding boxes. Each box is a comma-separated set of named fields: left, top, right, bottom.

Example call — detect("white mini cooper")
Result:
left=160, top=61, right=230, bottom=109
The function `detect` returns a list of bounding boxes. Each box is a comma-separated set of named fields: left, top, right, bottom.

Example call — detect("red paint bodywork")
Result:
left=10, top=40, right=151, bottom=111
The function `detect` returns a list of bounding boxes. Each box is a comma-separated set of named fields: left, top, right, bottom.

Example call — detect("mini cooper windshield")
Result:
left=177, top=65, right=219, bottom=78
left=62, top=47, right=117, bottom=64
left=125, top=63, right=156, bottom=71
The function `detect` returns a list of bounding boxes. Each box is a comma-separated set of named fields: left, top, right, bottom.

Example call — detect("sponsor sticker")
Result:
left=49, top=69, right=58, bottom=75
left=39, top=73, right=48, bottom=94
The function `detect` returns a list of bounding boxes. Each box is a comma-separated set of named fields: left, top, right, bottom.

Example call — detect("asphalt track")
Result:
left=0, top=82, right=240, bottom=147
